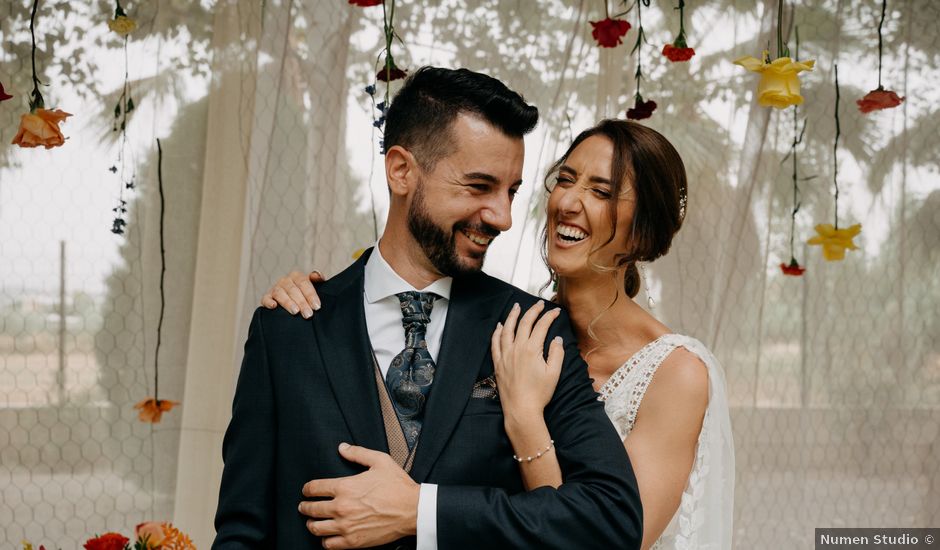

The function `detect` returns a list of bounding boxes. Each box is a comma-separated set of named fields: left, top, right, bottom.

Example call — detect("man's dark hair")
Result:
left=384, top=67, right=539, bottom=170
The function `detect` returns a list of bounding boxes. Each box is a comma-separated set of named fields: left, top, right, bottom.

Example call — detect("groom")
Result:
left=213, top=67, right=642, bottom=549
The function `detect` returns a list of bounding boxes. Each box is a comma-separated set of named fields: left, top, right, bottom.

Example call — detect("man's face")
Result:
left=407, top=114, right=525, bottom=277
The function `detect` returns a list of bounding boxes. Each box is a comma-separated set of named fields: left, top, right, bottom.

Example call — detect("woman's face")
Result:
left=546, top=135, right=636, bottom=279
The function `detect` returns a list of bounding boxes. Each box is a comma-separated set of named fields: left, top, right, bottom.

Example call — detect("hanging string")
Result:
left=28, top=0, right=44, bottom=110
left=787, top=27, right=806, bottom=263
left=833, top=63, right=841, bottom=230
left=876, top=0, right=887, bottom=88
left=154, top=138, right=166, bottom=400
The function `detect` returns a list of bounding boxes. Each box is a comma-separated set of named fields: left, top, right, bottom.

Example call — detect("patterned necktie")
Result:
left=387, top=291, right=438, bottom=450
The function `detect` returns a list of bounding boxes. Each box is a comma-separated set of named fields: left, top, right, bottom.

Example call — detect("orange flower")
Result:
left=136, top=522, right=167, bottom=549
left=12, top=108, right=72, bottom=149
left=83, top=533, right=129, bottom=550
left=134, top=398, right=180, bottom=423
left=856, top=86, right=904, bottom=114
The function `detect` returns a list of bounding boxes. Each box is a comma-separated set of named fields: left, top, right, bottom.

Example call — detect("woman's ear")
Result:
left=385, top=145, right=418, bottom=197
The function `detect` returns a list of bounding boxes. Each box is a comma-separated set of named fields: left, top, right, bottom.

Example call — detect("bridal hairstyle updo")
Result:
left=544, top=119, right=688, bottom=299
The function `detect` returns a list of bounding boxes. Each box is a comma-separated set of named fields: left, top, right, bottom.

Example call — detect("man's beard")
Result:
left=407, top=182, right=500, bottom=277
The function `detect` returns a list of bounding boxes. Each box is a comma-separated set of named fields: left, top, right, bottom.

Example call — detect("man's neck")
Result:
left=377, top=235, right=445, bottom=291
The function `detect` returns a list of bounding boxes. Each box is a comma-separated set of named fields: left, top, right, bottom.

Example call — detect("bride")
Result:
left=262, top=119, right=734, bottom=549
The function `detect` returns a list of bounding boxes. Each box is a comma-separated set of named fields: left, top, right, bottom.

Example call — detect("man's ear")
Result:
left=385, top=145, right=419, bottom=197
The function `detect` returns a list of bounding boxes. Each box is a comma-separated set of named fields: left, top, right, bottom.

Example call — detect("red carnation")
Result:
left=662, top=43, right=695, bottom=62
left=780, top=259, right=806, bottom=276
left=626, top=95, right=657, bottom=120
left=348, top=0, right=382, bottom=6
left=0, top=81, right=12, bottom=102
left=83, top=533, right=130, bottom=550
left=856, top=86, right=904, bottom=114
left=376, top=58, right=407, bottom=82
left=590, top=18, right=631, bottom=48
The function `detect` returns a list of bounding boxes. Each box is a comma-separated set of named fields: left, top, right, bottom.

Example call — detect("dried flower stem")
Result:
left=155, top=138, right=166, bottom=400
left=380, top=0, right=396, bottom=107
left=833, top=63, right=841, bottom=230
left=29, top=0, right=44, bottom=111
left=876, top=0, right=887, bottom=88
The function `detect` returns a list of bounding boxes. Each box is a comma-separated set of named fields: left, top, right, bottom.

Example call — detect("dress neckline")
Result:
left=596, top=333, right=675, bottom=398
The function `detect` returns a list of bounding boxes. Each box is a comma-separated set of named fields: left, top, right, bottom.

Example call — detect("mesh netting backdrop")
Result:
left=1, top=0, right=937, bottom=547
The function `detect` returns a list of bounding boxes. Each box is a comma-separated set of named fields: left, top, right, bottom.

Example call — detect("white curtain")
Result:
left=1, top=0, right=937, bottom=548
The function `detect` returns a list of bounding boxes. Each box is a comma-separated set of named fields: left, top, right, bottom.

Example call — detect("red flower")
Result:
left=856, top=86, right=904, bottom=114
left=626, top=95, right=657, bottom=120
left=83, top=533, right=130, bottom=550
left=780, top=259, right=806, bottom=276
left=348, top=0, right=382, bottom=6
left=376, top=59, right=407, bottom=82
left=0, top=81, right=12, bottom=102
left=590, top=18, right=631, bottom=48
left=662, top=43, right=695, bottom=62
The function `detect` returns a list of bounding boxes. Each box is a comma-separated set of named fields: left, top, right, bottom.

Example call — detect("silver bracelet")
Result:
left=513, top=439, right=555, bottom=463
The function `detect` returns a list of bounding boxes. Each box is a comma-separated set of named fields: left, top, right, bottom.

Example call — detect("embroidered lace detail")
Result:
left=598, top=333, right=734, bottom=549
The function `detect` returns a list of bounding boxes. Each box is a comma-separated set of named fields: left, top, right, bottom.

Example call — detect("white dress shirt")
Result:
left=363, top=243, right=451, bottom=550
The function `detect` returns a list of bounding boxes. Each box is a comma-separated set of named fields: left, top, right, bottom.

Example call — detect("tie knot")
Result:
left=395, top=291, right=436, bottom=345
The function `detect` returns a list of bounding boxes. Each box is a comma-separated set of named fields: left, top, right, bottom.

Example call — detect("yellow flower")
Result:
left=108, top=15, right=137, bottom=36
left=352, top=248, right=365, bottom=260
left=807, top=223, right=861, bottom=261
left=734, top=53, right=815, bottom=109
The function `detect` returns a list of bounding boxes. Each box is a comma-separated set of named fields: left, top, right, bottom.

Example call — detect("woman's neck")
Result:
left=561, top=272, right=637, bottom=350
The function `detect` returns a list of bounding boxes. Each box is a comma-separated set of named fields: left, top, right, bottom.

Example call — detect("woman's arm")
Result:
left=626, top=348, right=709, bottom=549
left=491, top=302, right=565, bottom=490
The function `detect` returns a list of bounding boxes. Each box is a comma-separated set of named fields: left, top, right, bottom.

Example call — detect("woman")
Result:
left=262, top=120, right=734, bottom=549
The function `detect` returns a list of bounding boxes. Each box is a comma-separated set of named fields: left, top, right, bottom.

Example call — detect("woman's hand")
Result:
left=490, top=301, right=565, bottom=423
left=260, top=270, right=325, bottom=318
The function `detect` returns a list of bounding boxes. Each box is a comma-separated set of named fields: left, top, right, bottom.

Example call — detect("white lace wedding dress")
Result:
left=597, top=333, right=735, bottom=550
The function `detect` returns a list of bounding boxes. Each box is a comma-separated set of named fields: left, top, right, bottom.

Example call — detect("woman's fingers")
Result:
left=515, top=301, right=545, bottom=342
left=490, top=322, right=503, bottom=369
left=501, top=303, right=521, bottom=350
left=546, top=336, right=564, bottom=378
left=529, top=307, right=561, bottom=352
left=261, top=288, right=277, bottom=308
left=272, top=286, right=300, bottom=315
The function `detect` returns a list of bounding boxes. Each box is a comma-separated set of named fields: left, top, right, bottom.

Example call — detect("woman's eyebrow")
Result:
left=561, top=164, right=611, bottom=185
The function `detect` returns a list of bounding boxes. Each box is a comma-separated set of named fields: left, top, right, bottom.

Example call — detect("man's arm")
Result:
left=435, top=307, right=643, bottom=548
left=213, top=308, right=277, bottom=549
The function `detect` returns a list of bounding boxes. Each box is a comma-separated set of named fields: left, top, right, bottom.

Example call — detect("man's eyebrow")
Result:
left=463, top=172, right=500, bottom=184
left=560, top=164, right=611, bottom=185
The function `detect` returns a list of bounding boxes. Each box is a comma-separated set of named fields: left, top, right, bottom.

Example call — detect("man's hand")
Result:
left=300, top=443, right=420, bottom=549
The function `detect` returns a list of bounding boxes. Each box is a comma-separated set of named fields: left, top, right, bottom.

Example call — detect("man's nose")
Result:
left=482, top=194, right=513, bottom=232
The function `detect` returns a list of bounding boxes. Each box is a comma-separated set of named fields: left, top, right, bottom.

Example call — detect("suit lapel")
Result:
left=409, top=273, right=512, bottom=482
left=313, top=250, right=387, bottom=454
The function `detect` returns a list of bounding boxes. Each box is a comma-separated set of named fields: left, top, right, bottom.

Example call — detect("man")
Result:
left=213, top=67, right=642, bottom=549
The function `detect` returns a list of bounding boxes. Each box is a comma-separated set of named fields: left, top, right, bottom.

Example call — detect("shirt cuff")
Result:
left=416, top=483, right=438, bottom=550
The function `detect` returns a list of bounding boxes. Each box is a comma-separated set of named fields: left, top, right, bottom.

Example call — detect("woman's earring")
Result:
left=640, top=263, right=654, bottom=310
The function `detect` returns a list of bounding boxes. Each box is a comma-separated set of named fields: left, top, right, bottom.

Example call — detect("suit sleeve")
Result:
left=436, top=307, right=643, bottom=549
left=212, top=308, right=277, bottom=549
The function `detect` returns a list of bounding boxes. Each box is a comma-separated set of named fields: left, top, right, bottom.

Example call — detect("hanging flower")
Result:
left=353, top=247, right=366, bottom=260
left=349, top=0, right=383, bottom=6
left=626, top=95, right=657, bottom=120
left=376, top=57, right=407, bottom=82
left=856, top=86, right=904, bottom=113
left=663, top=1, right=694, bottom=62
left=779, top=259, right=806, bottom=276
left=734, top=53, right=815, bottom=109
left=0, top=81, right=12, bottom=102
left=12, top=108, right=72, bottom=149
left=83, top=533, right=129, bottom=550
left=807, top=223, right=861, bottom=261
left=590, top=17, right=631, bottom=48
left=136, top=522, right=167, bottom=549
left=107, top=15, right=136, bottom=36
left=134, top=398, right=180, bottom=423
left=662, top=43, right=695, bottom=62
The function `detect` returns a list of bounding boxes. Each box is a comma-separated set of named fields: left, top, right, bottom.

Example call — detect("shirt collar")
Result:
left=364, top=242, right=453, bottom=304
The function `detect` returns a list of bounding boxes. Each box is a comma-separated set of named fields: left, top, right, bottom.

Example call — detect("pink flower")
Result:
left=0, top=81, right=12, bottom=102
